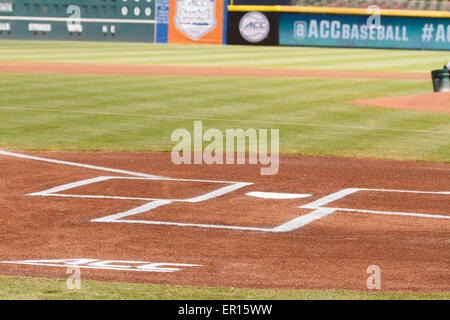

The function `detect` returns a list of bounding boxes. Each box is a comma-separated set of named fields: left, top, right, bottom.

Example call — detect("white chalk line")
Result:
left=91, top=200, right=173, bottom=222
left=335, top=208, right=450, bottom=219
left=28, top=176, right=112, bottom=196
left=0, top=261, right=201, bottom=273
left=301, top=188, right=450, bottom=220
left=2, top=150, right=448, bottom=234
left=301, top=188, right=360, bottom=209
left=94, top=207, right=338, bottom=233
left=89, top=187, right=450, bottom=230
left=1, top=150, right=272, bottom=231
left=246, top=191, right=312, bottom=199
left=95, top=217, right=274, bottom=232
left=271, top=208, right=337, bottom=232
left=29, top=175, right=253, bottom=203
left=359, top=188, right=450, bottom=195
left=33, top=193, right=174, bottom=201
left=188, top=182, right=253, bottom=203
left=0, top=106, right=448, bottom=135
left=0, top=149, right=162, bottom=178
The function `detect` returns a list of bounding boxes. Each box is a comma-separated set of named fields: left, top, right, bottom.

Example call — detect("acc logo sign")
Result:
left=239, top=11, right=270, bottom=43
left=174, top=0, right=217, bottom=41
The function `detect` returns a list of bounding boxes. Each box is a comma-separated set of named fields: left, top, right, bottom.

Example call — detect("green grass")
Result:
left=0, top=73, right=449, bottom=162
left=1, top=275, right=448, bottom=300
left=0, top=41, right=449, bottom=73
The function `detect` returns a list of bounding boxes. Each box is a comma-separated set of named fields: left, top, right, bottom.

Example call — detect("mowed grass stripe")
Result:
left=0, top=41, right=448, bottom=72
left=0, top=47, right=320, bottom=60
left=0, top=74, right=433, bottom=128
left=0, top=73, right=449, bottom=161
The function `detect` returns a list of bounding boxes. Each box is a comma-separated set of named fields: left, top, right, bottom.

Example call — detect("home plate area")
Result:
left=27, top=174, right=320, bottom=232
left=1, top=150, right=449, bottom=233
left=1, top=150, right=450, bottom=291
left=27, top=173, right=450, bottom=232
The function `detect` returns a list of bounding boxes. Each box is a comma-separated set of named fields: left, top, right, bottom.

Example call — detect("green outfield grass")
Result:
left=0, top=41, right=449, bottom=300
left=1, top=275, right=449, bottom=300
left=0, top=73, right=449, bottom=162
left=0, top=41, right=449, bottom=73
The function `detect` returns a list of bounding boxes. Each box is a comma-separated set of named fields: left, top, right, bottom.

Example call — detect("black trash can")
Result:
left=431, top=68, right=450, bottom=92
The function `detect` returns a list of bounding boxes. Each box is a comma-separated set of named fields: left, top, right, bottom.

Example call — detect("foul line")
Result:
left=0, top=106, right=448, bottom=135
left=0, top=149, right=162, bottom=178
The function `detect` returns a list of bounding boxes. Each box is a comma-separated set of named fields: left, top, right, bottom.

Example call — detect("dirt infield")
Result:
left=0, top=150, right=449, bottom=292
left=351, top=92, right=450, bottom=114
left=0, top=61, right=430, bottom=80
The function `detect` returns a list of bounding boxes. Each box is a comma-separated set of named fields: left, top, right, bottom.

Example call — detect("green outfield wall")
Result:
left=0, top=0, right=169, bottom=42
left=1, top=1, right=449, bottom=50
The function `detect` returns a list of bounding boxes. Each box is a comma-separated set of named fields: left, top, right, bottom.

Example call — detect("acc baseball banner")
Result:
left=168, top=0, right=227, bottom=44
left=279, top=13, right=450, bottom=50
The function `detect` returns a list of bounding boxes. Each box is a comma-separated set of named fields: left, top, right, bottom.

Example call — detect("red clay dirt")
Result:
left=0, top=150, right=449, bottom=293
left=351, top=92, right=450, bottom=114
left=0, top=61, right=430, bottom=80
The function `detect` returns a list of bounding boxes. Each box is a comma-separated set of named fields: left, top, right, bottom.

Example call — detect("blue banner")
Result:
left=279, top=13, right=450, bottom=50
left=156, top=0, right=170, bottom=43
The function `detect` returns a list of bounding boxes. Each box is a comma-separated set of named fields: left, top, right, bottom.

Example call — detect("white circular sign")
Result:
left=239, top=11, right=270, bottom=43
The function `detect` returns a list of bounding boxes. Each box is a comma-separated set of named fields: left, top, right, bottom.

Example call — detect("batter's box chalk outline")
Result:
left=27, top=181, right=450, bottom=233
left=2, top=150, right=449, bottom=233
left=25, top=174, right=335, bottom=232
left=300, top=188, right=450, bottom=220
left=28, top=176, right=253, bottom=202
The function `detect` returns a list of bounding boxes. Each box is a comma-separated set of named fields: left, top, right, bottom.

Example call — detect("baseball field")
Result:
left=0, top=41, right=449, bottom=300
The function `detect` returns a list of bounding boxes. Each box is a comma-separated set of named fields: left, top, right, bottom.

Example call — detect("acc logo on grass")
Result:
left=239, top=11, right=270, bottom=43
left=0, top=259, right=202, bottom=272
